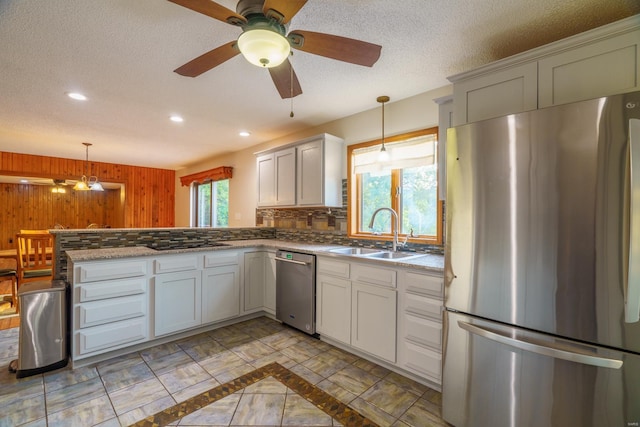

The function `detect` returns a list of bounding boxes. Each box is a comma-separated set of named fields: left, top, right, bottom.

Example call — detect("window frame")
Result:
left=192, top=179, right=229, bottom=228
left=347, top=127, right=443, bottom=245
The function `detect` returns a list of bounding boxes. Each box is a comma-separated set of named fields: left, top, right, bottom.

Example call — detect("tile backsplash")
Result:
left=258, top=179, right=444, bottom=255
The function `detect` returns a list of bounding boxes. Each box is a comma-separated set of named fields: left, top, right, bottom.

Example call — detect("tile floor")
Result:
left=0, top=317, right=449, bottom=427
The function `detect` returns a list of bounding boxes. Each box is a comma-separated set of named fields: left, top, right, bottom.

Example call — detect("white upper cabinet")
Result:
left=452, top=62, right=538, bottom=125
left=257, top=147, right=296, bottom=207
left=296, top=135, right=343, bottom=206
left=256, top=134, right=344, bottom=208
left=256, top=153, right=275, bottom=207
left=449, top=15, right=640, bottom=125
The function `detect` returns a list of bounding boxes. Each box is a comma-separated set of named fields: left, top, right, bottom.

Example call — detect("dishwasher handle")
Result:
left=276, top=257, right=310, bottom=266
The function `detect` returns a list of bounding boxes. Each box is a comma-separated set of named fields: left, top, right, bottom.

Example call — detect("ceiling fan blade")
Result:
left=288, top=30, right=381, bottom=67
left=268, top=59, right=302, bottom=99
left=168, top=0, right=247, bottom=26
left=262, top=0, right=307, bottom=24
left=174, top=41, right=240, bottom=77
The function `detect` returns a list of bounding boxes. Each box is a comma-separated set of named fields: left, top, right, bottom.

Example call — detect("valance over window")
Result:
left=180, top=166, right=233, bottom=187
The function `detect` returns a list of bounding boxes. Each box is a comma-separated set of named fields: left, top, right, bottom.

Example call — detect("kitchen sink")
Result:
left=329, top=247, right=383, bottom=255
left=363, top=251, right=424, bottom=260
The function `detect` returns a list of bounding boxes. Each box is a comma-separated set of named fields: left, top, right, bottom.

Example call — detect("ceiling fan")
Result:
left=168, top=0, right=382, bottom=98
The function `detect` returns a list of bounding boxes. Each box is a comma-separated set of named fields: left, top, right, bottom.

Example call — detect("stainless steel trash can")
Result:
left=10, top=280, right=68, bottom=378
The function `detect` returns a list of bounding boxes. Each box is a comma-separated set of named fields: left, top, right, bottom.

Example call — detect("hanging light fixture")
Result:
left=237, top=28, right=291, bottom=68
left=236, top=12, right=291, bottom=69
left=377, top=96, right=390, bottom=162
left=73, top=142, right=104, bottom=191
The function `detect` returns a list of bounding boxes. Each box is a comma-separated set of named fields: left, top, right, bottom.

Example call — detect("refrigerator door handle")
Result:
left=458, top=321, right=623, bottom=369
left=628, top=118, right=640, bottom=323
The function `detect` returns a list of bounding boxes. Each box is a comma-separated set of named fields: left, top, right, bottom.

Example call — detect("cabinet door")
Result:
left=153, top=270, right=202, bottom=336
left=351, top=282, right=397, bottom=362
left=538, top=29, right=640, bottom=107
left=274, top=147, right=296, bottom=206
left=435, top=95, right=453, bottom=201
left=202, top=264, right=240, bottom=324
left=257, top=153, right=275, bottom=207
left=296, top=138, right=323, bottom=205
left=453, top=62, right=538, bottom=125
left=263, top=251, right=276, bottom=314
left=243, top=252, right=265, bottom=312
left=317, top=274, right=351, bottom=345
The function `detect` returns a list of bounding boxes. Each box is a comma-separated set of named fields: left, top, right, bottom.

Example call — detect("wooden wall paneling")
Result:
left=0, top=151, right=175, bottom=250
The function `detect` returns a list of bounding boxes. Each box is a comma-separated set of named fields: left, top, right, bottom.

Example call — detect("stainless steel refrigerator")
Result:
left=443, top=91, right=640, bottom=427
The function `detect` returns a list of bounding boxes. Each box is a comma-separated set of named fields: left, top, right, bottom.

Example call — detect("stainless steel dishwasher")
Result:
left=275, top=250, right=316, bottom=335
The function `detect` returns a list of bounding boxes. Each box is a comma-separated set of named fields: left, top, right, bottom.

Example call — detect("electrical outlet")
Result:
left=8, top=238, right=12, bottom=244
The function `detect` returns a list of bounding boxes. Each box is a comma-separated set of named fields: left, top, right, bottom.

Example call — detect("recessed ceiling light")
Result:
left=239, top=131, right=251, bottom=137
left=170, top=115, right=184, bottom=123
left=67, top=92, right=87, bottom=101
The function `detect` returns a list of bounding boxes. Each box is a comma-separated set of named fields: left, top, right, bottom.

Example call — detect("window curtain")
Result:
left=180, top=166, right=233, bottom=187
left=353, top=134, right=436, bottom=174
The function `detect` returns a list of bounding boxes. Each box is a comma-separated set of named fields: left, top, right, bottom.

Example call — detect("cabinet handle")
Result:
left=276, top=258, right=309, bottom=266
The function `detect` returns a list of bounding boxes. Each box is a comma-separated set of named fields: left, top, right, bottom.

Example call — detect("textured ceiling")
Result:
left=0, top=0, right=638, bottom=170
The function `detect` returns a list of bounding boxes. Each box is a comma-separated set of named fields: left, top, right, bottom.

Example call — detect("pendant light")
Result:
left=377, top=96, right=390, bottom=162
left=73, top=142, right=104, bottom=191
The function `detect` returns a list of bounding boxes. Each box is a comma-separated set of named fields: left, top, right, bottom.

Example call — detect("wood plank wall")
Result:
left=0, top=151, right=175, bottom=250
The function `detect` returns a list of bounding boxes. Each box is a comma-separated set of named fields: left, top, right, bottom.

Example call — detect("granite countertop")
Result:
left=65, top=239, right=444, bottom=273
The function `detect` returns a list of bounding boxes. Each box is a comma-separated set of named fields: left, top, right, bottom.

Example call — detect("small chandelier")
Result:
left=73, top=142, right=104, bottom=191
left=377, top=95, right=390, bottom=162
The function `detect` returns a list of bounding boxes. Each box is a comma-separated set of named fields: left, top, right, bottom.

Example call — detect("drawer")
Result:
left=403, top=271, right=443, bottom=298
left=76, top=294, right=147, bottom=329
left=204, top=251, right=239, bottom=268
left=352, top=264, right=396, bottom=288
left=404, top=292, right=442, bottom=321
left=76, top=277, right=146, bottom=303
left=317, top=257, right=350, bottom=279
left=400, top=340, right=442, bottom=382
left=75, top=317, right=147, bottom=357
left=77, top=260, right=147, bottom=283
left=403, top=313, right=442, bottom=350
left=154, top=255, right=199, bottom=273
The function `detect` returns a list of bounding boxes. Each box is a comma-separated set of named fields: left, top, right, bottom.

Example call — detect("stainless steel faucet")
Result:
left=369, top=207, right=400, bottom=251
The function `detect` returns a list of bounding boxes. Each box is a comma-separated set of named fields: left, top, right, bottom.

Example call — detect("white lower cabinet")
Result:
left=70, top=258, right=150, bottom=362
left=202, top=264, right=240, bottom=324
left=351, top=281, right=397, bottom=363
left=316, top=256, right=397, bottom=362
left=263, top=251, right=276, bottom=313
left=243, top=251, right=276, bottom=314
left=153, top=269, right=202, bottom=336
left=316, top=274, right=351, bottom=345
left=316, top=255, right=444, bottom=386
left=76, top=318, right=147, bottom=356
left=397, top=270, right=444, bottom=384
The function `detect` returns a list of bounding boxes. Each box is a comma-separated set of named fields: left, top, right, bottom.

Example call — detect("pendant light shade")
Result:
left=377, top=96, right=390, bottom=162
left=237, top=28, right=291, bottom=68
left=73, top=142, right=104, bottom=191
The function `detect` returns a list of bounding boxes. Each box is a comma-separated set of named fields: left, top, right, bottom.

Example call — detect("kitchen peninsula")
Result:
left=61, top=228, right=444, bottom=389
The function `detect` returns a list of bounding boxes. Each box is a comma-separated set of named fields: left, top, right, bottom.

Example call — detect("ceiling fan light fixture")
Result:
left=237, top=28, right=291, bottom=68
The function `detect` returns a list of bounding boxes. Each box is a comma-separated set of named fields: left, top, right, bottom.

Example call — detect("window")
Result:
left=348, top=127, right=442, bottom=245
left=194, top=179, right=229, bottom=227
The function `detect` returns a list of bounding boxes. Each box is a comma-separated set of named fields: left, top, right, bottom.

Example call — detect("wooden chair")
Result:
left=0, top=267, right=18, bottom=312
left=16, top=233, right=54, bottom=287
